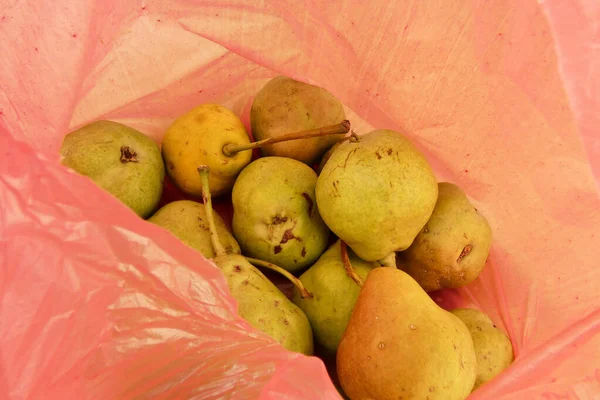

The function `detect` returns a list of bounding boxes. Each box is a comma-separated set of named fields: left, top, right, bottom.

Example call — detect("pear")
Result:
left=161, top=104, right=252, bottom=198
left=316, top=129, right=439, bottom=262
left=292, top=240, right=377, bottom=353
left=251, top=76, right=347, bottom=165
left=148, top=200, right=240, bottom=258
left=337, top=267, right=477, bottom=400
left=162, top=103, right=350, bottom=198
left=397, top=182, right=492, bottom=292
left=450, top=308, right=514, bottom=390
left=232, top=157, right=330, bottom=273
left=60, top=120, right=164, bottom=218
left=198, top=165, right=314, bottom=355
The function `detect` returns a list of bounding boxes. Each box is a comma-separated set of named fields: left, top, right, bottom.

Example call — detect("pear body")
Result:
left=451, top=308, right=514, bottom=390
left=337, top=267, right=477, bottom=400
left=292, top=241, right=377, bottom=353
left=232, top=157, right=330, bottom=273
left=60, top=120, right=164, bottom=218
left=316, top=129, right=438, bottom=261
left=161, top=104, right=252, bottom=197
left=214, top=254, right=314, bottom=355
left=251, top=76, right=346, bottom=165
left=148, top=200, right=240, bottom=258
left=398, top=182, right=492, bottom=292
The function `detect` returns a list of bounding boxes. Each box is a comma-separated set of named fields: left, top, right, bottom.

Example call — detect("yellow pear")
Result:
left=161, top=104, right=252, bottom=198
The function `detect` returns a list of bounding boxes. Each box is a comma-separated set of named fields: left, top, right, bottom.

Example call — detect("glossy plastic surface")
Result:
left=1, top=0, right=598, bottom=398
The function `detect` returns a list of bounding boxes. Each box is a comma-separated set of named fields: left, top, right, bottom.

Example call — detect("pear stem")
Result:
left=197, top=165, right=227, bottom=257
left=341, top=241, right=364, bottom=287
left=245, top=257, right=313, bottom=299
left=222, top=120, right=351, bottom=157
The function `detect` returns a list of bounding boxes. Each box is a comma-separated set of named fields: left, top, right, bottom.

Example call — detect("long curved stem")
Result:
left=245, top=257, right=313, bottom=299
left=197, top=166, right=226, bottom=257
left=222, top=120, right=351, bottom=156
left=341, top=241, right=364, bottom=287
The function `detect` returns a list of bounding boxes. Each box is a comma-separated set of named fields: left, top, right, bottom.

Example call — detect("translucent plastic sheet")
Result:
left=1, top=0, right=599, bottom=399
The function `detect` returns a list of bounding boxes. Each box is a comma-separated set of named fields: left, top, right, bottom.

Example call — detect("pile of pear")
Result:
left=59, top=76, right=513, bottom=399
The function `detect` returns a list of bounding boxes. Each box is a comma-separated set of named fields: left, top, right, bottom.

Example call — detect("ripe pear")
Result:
left=450, top=308, right=514, bottom=390
left=397, top=182, right=492, bottom=292
left=316, top=129, right=439, bottom=262
left=337, top=267, right=477, bottom=400
left=60, top=120, right=164, bottom=218
left=161, top=104, right=252, bottom=198
left=292, top=240, right=377, bottom=353
left=232, top=157, right=330, bottom=273
left=148, top=200, right=241, bottom=258
left=198, top=166, right=313, bottom=355
left=251, top=76, right=347, bottom=165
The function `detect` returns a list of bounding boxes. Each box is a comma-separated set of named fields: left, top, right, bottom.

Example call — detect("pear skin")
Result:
left=337, top=267, right=477, bottom=400
left=251, top=76, right=347, bottom=165
left=148, top=200, right=241, bottom=258
left=292, top=241, right=377, bottom=353
left=451, top=308, right=514, bottom=390
left=60, top=120, right=164, bottom=218
left=316, top=129, right=439, bottom=261
left=232, top=157, right=330, bottom=273
left=398, top=182, right=492, bottom=292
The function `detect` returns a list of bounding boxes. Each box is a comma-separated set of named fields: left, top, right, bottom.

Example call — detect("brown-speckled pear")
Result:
left=232, top=157, right=330, bottom=273
left=161, top=104, right=252, bottom=198
left=316, top=129, right=439, bottom=262
left=450, top=308, right=514, bottom=390
left=397, top=182, right=492, bottom=292
left=148, top=200, right=241, bottom=258
left=198, top=166, right=313, bottom=356
left=337, top=267, right=477, bottom=400
left=60, top=120, right=164, bottom=218
left=250, top=76, right=347, bottom=165
left=292, top=241, right=377, bottom=353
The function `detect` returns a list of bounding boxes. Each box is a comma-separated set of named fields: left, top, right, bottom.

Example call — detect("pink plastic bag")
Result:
left=1, top=0, right=598, bottom=399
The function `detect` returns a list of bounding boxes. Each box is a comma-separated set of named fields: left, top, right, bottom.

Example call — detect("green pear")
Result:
left=60, top=120, right=165, bottom=218
left=316, top=129, right=439, bottom=262
left=292, top=240, right=378, bottom=353
left=397, top=182, right=492, bottom=292
left=232, top=157, right=330, bottom=273
left=198, top=166, right=313, bottom=355
left=450, top=308, right=514, bottom=390
left=250, top=76, right=347, bottom=165
left=337, top=267, right=477, bottom=400
left=148, top=200, right=241, bottom=258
